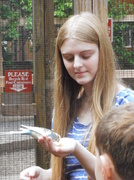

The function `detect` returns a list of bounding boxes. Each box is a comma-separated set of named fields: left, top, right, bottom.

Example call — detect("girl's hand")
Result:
left=38, top=136, right=77, bottom=157
left=20, top=166, right=51, bottom=180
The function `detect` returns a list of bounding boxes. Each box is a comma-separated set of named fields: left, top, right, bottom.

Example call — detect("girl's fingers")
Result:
left=38, top=136, right=52, bottom=151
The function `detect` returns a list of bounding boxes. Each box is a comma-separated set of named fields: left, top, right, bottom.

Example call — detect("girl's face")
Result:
left=60, top=38, right=99, bottom=88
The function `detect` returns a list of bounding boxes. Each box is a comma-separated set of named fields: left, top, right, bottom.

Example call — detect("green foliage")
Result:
left=0, top=0, right=73, bottom=41
left=0, top=0, right=33, bottom=64
left=0, top=0, right=73, bottom=39
left=2, top=42, right=13, bottom=63
left=108, top=0, right=134, bottom=19
left=1, top=0, right=133, bottom=69
left=0, top=0, right=72, bottom=63
left=54, top=0, right=72, bottom=18
left=0, top=0, right=32, bottom=40
left=108, top=0, right=134, bottom=69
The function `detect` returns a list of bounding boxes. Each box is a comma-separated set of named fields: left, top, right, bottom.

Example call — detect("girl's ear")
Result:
left=100, top=154, right=113, bottom=180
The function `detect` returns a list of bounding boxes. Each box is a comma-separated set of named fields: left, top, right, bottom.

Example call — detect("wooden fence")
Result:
left=0, top=70, right=134, bottom=116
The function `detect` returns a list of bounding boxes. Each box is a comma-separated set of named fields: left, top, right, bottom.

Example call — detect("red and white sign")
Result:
left=108, top=18, right=113, bottom=42
left=5, top=70, right=32, bottom=92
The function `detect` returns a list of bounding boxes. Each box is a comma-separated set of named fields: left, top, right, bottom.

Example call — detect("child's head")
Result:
left=95, top=102, right=134, bottom=180
left=56, top=12, right=116, bottom=87
left=54, top=11, right=118, bottom=116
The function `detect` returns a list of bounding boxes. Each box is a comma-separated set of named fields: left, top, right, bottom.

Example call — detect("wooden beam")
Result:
left=1, top=103, right=36, bottom=116
left=73, top=0, right=108, bottom=29
left=44, top=0, right=54, bottom=130
left=0, top=70, right=133, bottom=88
left=33, top=0, right=46, bottom=124
left=0, top=18, right=3, bottom=113
left=93, top=0, right=108, bottom=28
left=1, top=92, right=36, bottom=116
left=116, top=70, right=134, bottom=78
left=73, top=0, right=92, bottom=14
left=33, top=0, right=54, bottom=169
left=33, top=0, right=46, bottom=169
left=1, top=92, right=34, bottom=104
left=0, top=69, right=134, bottom=89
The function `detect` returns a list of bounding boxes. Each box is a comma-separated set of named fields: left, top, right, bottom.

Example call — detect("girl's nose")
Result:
left=73, top=56, right=83, bottom=68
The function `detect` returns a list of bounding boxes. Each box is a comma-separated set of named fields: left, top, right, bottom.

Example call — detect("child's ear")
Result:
left=100, top=154, right=113, bottom=180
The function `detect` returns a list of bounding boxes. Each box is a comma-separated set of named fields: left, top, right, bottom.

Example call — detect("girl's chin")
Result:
left=76, top=79, right=92, bottom=85
left=76, top=81, right=89, bottom=85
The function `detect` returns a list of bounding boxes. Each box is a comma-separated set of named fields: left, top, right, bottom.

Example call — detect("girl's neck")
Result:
left=77, top=92, right=93, bottom=126
left=83, top=83, right=93, bottom=98
left=82, top=91, right=92, bottom=103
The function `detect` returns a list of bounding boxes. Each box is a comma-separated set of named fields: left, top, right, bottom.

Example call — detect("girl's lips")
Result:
left=75, top=71, right=87, bottom=76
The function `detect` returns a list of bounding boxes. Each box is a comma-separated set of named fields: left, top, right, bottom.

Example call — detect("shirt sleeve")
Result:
left=115, top=88, right=134, bottom=106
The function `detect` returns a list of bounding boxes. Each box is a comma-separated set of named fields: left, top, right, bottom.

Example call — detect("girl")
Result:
left=20, top=12, right=134, bottom=180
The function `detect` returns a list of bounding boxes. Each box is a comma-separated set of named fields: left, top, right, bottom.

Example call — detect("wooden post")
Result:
left=73, top=0, right=108, bottom=29
left=44, top=0, right=54, bottom=130
left=0, top=27, right=3, bottom=113
left=33, top=0, right=46, bottom=127
left=73, top=0, right=92, bottom=14
left=93, top=0, right=108, bottom=28
left=33, top=0, right=54, bottom=169
left=33, top=0, right=46, bottom=168
left=0, top=0, right=3, bottom=112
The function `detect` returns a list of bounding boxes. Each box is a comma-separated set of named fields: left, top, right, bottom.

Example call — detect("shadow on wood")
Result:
left=1, top=92, right=36, bottom=116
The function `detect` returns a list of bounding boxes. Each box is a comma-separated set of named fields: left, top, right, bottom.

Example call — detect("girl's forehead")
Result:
left=60, top=38, right=98, bottom=54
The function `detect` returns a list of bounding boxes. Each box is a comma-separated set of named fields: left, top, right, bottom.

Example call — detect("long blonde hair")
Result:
left=51, top=12, right=120, bottom=179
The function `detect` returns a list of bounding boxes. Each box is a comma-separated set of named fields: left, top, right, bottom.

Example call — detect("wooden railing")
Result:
left=0, top=70, right=134, bottom=116
left=1, top=92, right=36, bottom=116
left=116, top=70, right=134, bottom=78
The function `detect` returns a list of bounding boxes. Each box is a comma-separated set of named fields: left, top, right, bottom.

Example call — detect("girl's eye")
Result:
left=67, top=57, right=74, bottom=61
left=63, top=56, right=74, bottom=61
left=82, top=55, right=90, bottom=59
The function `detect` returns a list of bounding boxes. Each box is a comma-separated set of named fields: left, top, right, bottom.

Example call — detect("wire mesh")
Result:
left=0, top=0, right=134, bottom=179
left=108, top=0, right=134, bottom=89
left=0, top=0, right=35, bottom=179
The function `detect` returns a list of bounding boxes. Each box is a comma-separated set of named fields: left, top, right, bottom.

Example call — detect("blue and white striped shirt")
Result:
left=65, top=88, right=134, bottom=180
